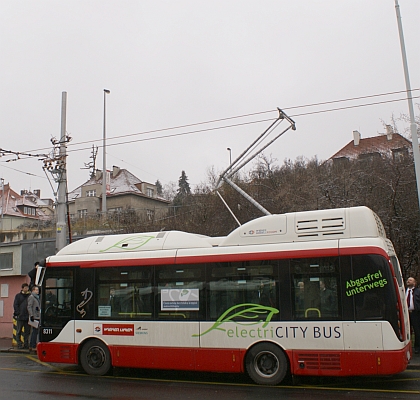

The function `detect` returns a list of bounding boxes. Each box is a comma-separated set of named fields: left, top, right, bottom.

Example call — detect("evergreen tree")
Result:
left=177, top=170, right=191, bottom=196
left=155, top=179, right=163, bottom=196
left=173, top=170, right=191, bottom=207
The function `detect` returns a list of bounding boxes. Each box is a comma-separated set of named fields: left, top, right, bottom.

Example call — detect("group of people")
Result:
left=406, top=277, right=420, bottom=354
left=13, top=262, right=41, bottom=353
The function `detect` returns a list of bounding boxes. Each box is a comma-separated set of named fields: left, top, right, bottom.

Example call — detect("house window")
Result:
left=147, top=188, right=154, bottom=197
left=23, top=207, right=36, bottom=215
left=146, top=209, right=155, bottom=220
left=359, top=152, right=381, bottom=161
left=0, top=253, right=13, bottom=270
left=78, top=209, right=88, bottom=218
left=109, top=207, right=123, bottom=214
left=86, top=190, right=96, bottom=197
left=392, top=148, right=408, bottom=162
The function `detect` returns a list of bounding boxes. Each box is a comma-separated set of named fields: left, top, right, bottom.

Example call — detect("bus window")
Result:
left=209, top=261, right=277, bottom=321
left=390, top=256, right=403, bottom=287
left=97, top=267, right=152, bottom=320
left=43, top=269, right=74, bottom=328
left=156, top=265, right=204, bottom=320
left=350, top=255, right=398, bottom=332
left=291, top=257, right=340, bottom=320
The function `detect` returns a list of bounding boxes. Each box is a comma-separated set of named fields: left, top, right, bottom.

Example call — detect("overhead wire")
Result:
left=66, top=93, right=420, bottom=153
left=0, top=163, right=46, bottom=178
left=3, top=87, right=420, bottom=159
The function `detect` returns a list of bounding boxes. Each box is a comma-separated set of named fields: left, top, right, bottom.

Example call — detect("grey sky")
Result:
left=1, top=0, right=419, bottom=200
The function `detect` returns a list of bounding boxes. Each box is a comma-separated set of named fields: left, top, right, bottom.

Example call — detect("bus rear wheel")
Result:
left=245, top=343, right=288, bottom=385
left=80, top=339, right=111, bottom=376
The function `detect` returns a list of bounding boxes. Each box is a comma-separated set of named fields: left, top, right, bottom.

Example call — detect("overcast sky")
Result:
left=1, top=0, right=419, bottom=200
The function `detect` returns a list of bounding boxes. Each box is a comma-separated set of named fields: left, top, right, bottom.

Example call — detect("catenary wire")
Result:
left=2, top=89, right=420, bottom=160
left=65, top=94, right=420, bottom=154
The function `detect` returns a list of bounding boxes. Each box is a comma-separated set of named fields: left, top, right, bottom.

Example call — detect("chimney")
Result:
left=353, top=130, right=361, bottom=146
left=112, top=165, right=120, bottom=177
left=95, top=170, right=103, bottom=180
left=33, top=189, right=41, bottom=198
left=386, top=125, right=393, bottom=141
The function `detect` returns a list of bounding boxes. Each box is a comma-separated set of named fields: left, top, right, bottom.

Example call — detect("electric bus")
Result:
left=36, top=206, right=411, bottom=385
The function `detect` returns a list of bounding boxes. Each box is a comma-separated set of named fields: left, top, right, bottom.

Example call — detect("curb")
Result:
left=0, top=347, right=37, bottom=355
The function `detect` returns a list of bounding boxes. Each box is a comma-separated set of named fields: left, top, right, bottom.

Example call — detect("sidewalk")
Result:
left=0, top=337, right=37, bottom=355
left=1, top=337, right=419, bottom=369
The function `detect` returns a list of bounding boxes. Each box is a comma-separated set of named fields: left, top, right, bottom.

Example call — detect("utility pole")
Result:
left=43, top=92, right=72, bottom=252
left=56, top=92, right=68, bottom=252
left=395, top=0, right=420, bottom=212
left=0, top=178, right=4, bottom=232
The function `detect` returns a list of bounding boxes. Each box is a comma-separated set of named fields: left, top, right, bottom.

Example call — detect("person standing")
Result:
left=27, top=285, right=41, bottom=354
left=406, top=277, right=420, bottom=354
left=28, top=261, right=39, bottom=290
left=13, top=283, right=31, bottom=349
left=320, top=280, right=336, bottom=316
left=108, top=288, right=121, bottom=316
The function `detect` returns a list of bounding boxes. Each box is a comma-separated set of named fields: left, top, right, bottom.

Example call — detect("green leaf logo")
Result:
left=100, top=235, right=155, bottom=252
left=193, top=303, right=279, bottom=337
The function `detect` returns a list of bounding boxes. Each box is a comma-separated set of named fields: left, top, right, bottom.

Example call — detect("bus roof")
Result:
left=54, top=206, right=385, bottom=256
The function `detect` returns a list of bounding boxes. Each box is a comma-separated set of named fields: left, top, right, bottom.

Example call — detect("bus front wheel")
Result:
left=245, top=343, right=288, bottom=385
left=80, top=339, right=111, bottom=376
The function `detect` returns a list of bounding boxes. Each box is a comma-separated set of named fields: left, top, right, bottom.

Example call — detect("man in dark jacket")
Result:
left=28, top=261, right=39, bottom=290
left=406, top=277, right=420, bottom=354
left=13, top=283, right=31, bottom=349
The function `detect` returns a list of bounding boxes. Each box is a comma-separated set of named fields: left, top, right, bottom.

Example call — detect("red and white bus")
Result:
left=36, top=206, right=411, bottom=385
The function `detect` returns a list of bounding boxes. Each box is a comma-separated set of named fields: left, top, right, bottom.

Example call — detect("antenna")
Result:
left=216, top=108, right=296, bottom=223
left=82, top=145, right=98, bottom=178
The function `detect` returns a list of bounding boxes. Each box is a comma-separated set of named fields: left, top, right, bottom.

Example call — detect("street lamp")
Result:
left=227, top=147, right=232, bottom=165
left=102, top=89, right=110, bottom=216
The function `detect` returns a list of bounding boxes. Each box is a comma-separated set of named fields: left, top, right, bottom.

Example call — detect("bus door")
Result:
left=40, top=267, right=75, bottom=344
left=74, top=267, right=95, bottom=340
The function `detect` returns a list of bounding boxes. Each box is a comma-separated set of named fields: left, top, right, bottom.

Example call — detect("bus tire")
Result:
left=80, top=339, right=112, bottom=376
left=245, top=343, right=288, bottom=385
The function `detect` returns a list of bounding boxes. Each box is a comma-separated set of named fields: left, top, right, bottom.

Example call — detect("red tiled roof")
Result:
left=0, top=184, right=50, bottom=220
left=329, top=133, right=412, bottom=160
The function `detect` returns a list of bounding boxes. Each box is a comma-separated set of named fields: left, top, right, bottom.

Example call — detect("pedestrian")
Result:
left=406, top=277, right=420, bottom=354
left=13, top=283, right=31, bottom=349
left=27, top=285, right=41, bottom=354
left=28, top=261, right=39, bottom=290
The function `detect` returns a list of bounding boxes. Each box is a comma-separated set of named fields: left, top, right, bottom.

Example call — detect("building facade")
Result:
left=0, top=238, right=55, bottom=338
left=67, top=166, right=170, bottom=220
left=0, top=185, right=54, bottom=235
